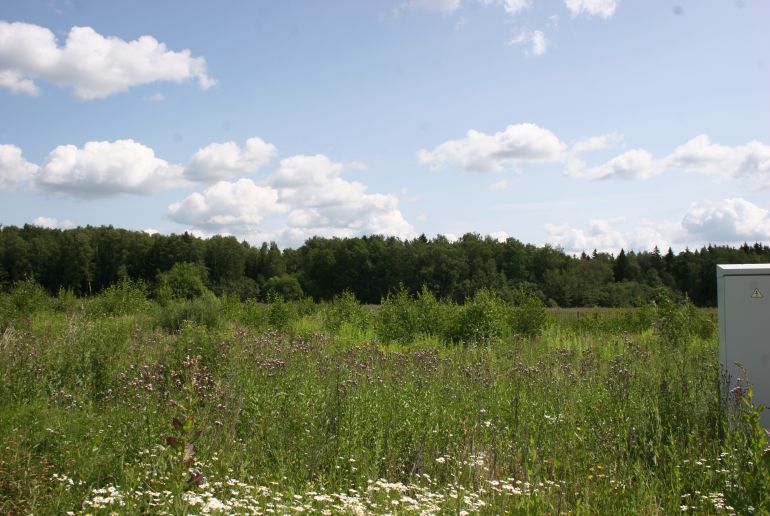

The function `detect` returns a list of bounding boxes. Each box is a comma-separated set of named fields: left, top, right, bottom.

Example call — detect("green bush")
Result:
left=264, top=275, right=303, bottom=301
left=510, top=290, right=548, bottom=338
left=376, top=286, right=419, bottom=344
left=414, top=285, right=457, bottom=340
left=52, top=288, right=79, bottom=314
left=155, top=292, right=222, bottom=332
left=238, top=298, right=268, bottom=329
left=157, top=262, right=210, bottom=302
left=322, top=290, right=368, bottom=333
left=452, top=288, right=509, bottom=346
left=267, top=292, right=298, bottom=332
left=9, top=278, right=49, bottom=315
left=87, top=278, right=151, bottom=316
left=654, top=290, right=696, bottom=347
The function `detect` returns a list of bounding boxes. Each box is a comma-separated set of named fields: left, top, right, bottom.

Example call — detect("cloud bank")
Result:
left=568, top=135, right=770, bottom=188
left=420, top=124, right=770, bottom=191
left=169, top=154, right=416, bottom=247
left=546, top=197, right=770, bottom=254
left=0, top=20, right=215, bottom=99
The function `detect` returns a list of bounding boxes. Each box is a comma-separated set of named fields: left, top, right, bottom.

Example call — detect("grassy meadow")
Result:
left=0, top=280, right=768, bottom=514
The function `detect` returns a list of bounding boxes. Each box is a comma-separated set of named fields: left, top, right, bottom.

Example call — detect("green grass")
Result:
left=0, top=291, right=767, bottom=514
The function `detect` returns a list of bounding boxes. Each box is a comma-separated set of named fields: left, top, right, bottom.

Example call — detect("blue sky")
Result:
left=0, top=0, right=768, bottom=252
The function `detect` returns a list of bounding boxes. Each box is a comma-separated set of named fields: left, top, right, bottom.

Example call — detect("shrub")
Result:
left=322, top=290, right=368, bottom=334
left=9, top=278, right=49, bottom=315
left=239, top=298, right=268, bottom=329
left=155, top=292, right=222, bottom=332
left=87, top=278, right=151, bottom=316
left=267, top=292, right=298, bottom=332
left=510, top=290, right=548, bottom=338
left=654, top=290, right=696, bottom=347
left=264, top=275, right=303, bottom=301
left=452, top=288, right=509, bottom=346
left=376, top=286, right=419, bottom=344
left=157, top=262, right=210, bottom=302
left=414, top=285, right=456, bottom=340
left=52, top=288, right=79, bottom=314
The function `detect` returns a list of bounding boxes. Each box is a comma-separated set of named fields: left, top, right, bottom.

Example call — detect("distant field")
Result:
left=0, top=283, right=767, bottom=514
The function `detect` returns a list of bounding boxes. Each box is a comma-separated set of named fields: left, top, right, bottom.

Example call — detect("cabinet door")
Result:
left=723, top=274, right=770, bottom=427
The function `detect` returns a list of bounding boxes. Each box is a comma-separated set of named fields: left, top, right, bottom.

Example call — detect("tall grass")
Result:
left=0, top=287, right=765, bottom=515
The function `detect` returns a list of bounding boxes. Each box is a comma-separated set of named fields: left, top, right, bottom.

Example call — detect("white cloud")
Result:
left=569, top=148, right=660, bottom=180
left=36, top=139, right=186, bottom=197
left=480, top=0, right=531, bottom=15
left=143, top=228, right=159, bottom=235
left=418, top=123, right=566, bottom=172
left=510, top=29, right=548, bottom=56
left=0, top=144, right=38, bottom=189
left=169, top=154, right=415, bottom=247
left=546, top=198, right=770, bottom=254
left=0, top=69, right=40, bottom=95
left=167, top=179, right=284, bottom=230
left=488, top=179, right=508, bottom=191
left=546, top=217, right=686, bottom=254
left=570, top=135, right=770, bottom=186
left=569, top=133, right=622, bottom=154
left=489, top=230, right=509, bottom=242
left=406, top=0, right=460, bottom=13
left=664, top=135, right=770, bottom=188
left=564, top=0, right=618, bottom=18
left=270, top=155, right=415, bottom=245
left=545, top=219, right=629, bottom=254
left=32, top=216, right=74, bottom=229
left=185, top=137, right=277, bottom=182
left=682, top=198, right=770, bottom=244
left=0, top=21, right=215, bottom=99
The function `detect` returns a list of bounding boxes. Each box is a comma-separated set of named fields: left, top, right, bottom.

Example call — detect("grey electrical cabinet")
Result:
left=717, top=264, right=770, bottom=428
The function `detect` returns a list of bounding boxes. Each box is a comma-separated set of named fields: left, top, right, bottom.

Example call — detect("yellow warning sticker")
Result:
left=751, top=288, right=764, bottom=299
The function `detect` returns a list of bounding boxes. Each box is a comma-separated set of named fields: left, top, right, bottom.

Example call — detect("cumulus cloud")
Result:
left=663, top=136, right=770, bottom=189
left=682, top=198, right=770, bottom=243
left=546, top=217, right=686, bottom=254
left=270, top=155, right=415, bottom=244
left=36, top=139, right=186, bottom=197
left=564, top=0, right=618, bottom=18
left=168, top=154, right=416, bottom=247
left=0, top=69, right=40, bottom=95
left=185, top=137, right=277, bottom=182
left=418, top=123, right=566, bottom=172
left=0, top=21, right=215, bottom=99
left=167, top=178, right=284, bottom=230
left=406, top=0, right=460, bottom=13
left=0, top=144, right=38, bottom=189
left=570, top=135, right=770, bottom=186
left=509, top=29, right=548, bottom=56
left=546, top=197, right=770, bottom=254
left=569, top=148, right=660, bottom=180
left=32, top=216, right=74, bottom=229
left=545, top=219, right=629, bottom=254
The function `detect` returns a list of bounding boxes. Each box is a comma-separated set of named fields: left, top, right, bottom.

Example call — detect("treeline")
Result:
left=1, top=224, right=768, bottom=306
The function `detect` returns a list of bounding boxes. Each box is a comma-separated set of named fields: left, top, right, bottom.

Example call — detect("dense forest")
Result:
left=1, top=224, right=768, bottom=306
